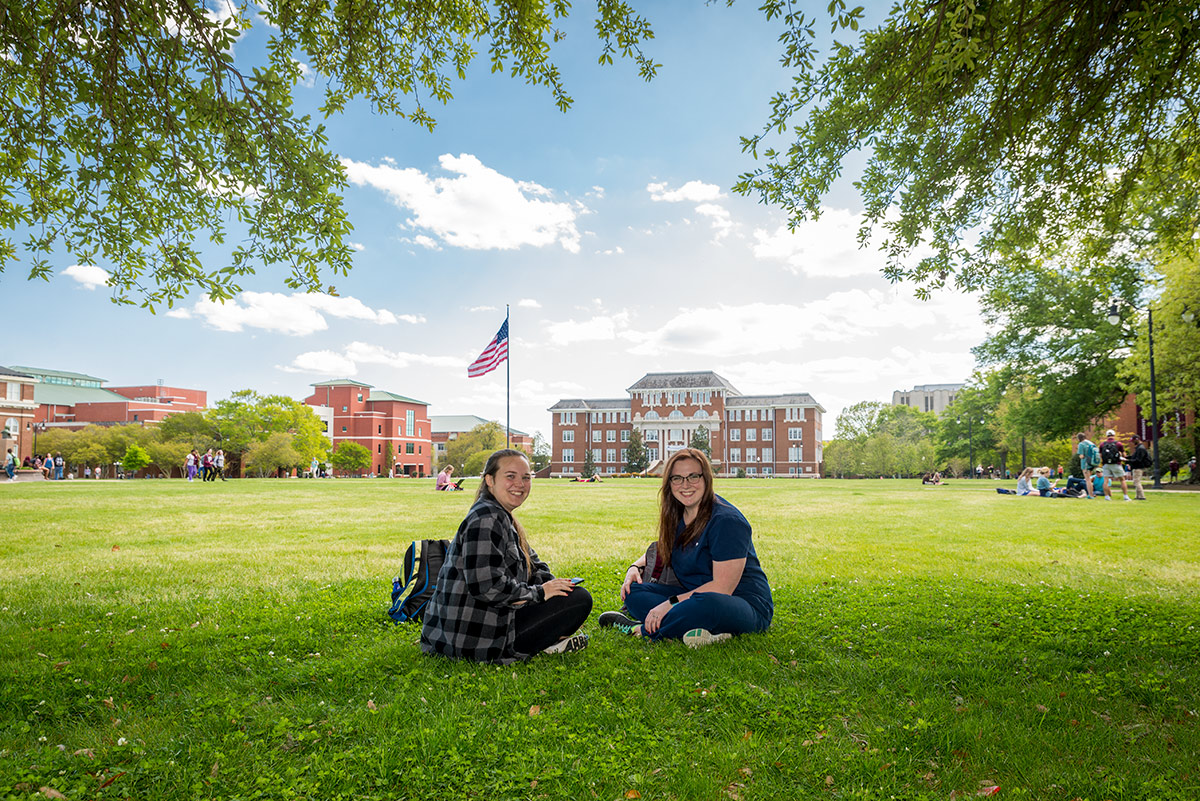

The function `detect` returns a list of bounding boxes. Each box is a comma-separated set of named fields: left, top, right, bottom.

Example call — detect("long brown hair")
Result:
left=476, top=448, right=534, bottom=573
left=656, top=448, right=715, bottom=569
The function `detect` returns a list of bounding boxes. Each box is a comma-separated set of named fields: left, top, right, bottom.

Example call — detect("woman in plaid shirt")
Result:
left=421, top=449, right=591, bottom=663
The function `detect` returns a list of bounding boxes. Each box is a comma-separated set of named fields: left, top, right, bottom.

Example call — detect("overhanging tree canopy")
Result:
left=1, top=0, right=657, bottom=308
left=737, top=0, right=1200, bottom=296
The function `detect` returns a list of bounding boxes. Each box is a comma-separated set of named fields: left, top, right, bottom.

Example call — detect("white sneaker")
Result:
left=1123, top=496, right=1131, bottom=501
left=541, top=634, right=588, bottom=655
left=683, top=628, right=732, bottom=648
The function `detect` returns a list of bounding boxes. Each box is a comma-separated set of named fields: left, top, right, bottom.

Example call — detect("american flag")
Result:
left=467, top=319, right=509, bottom=378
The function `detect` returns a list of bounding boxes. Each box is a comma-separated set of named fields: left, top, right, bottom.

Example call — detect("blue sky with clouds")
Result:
left=12, top=2, right=985, bottom=439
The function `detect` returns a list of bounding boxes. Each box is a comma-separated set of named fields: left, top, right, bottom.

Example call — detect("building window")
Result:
left=563, top=430, right=574, bottom=442
left=762, top=428, right=772, bottom=441
left=606, top=430, right=616, bottom=442
left=620, top=430, right=630, bottom=442
left=789, top=446, right=803, bottom=462
left=377, top=444, right=382, bottom=453
left=561, top=412, right=576, bottom=424
left=562, top=448, right=575, bottom=462
left=746, top=429, right=757, bottom=442
left=762, top=448, right=773, bottom=462
left=669, top=410, right=683, bottom=419
left=357, top=393, right=363, bottom=402
left=730, top=429, right=741, bottom=442
left=747, top=448, right=757, bottom=462
left=406, top=410, right=415, bottom=438
left=648, top=447, right=659, bottom=462
left=406, top=443, right=415, bottom=454
left=342, top=406, right=348, bottom=412
left=789, top=428, right=803, bottom=440
left=620, top=448, right=627, bottom=463
left=606, top=448, right=616, bottom=463
left=592, top=430, right=602, bottom=443
left=730, top=448, right=741, bottom=462
left=378, top=425, right=382, bottom=434
left=341, top=426, right=347, bottom=432
left=592, top=449, right=602, bottom=463
left=645, top=411, right=660, bottom=420
left=645, top=430, right=659, bottom=442
left=747, top=467, right=757, bottom=475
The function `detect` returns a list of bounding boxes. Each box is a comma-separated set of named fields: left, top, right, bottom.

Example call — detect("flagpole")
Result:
left=506, top=304, right=511, bottom=449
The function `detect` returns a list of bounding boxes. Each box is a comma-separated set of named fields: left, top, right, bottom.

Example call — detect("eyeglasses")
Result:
left=669, top=472, right=704, bottom=486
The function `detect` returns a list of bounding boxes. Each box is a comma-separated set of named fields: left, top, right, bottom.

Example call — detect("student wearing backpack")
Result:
left=1098, top=429, right=1130, bottom=501
left=421, top=449, right=591, bottom=664
left=1075, top=433, right=1100, bottom=499
left=1128, top=435, right=1151, bottom=500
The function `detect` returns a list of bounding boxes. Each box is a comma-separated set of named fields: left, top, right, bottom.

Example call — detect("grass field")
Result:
left=2, top=477, right=1198, bottom=800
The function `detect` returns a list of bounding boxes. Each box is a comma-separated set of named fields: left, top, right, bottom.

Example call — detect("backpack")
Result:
left=1082, top=441, right=1101, bottom=469
left=1099, top=440, right=1121, bottom=465
left=388, top=539, right=449, bottom=623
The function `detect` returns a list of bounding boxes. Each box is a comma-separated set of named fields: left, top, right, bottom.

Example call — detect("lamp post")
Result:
left=31, top=422, right=46, bottom=460
left=1108, top=301, right=1162, bottom=489
left=958, top=416, right=985, bottom=477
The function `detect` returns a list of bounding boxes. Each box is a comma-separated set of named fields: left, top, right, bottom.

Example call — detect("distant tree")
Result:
left=120, top=444, right=151, bottom=475
left=244, top=433, right=303, bottom=478
left=157, top=411, right=218, bottom=444
left=383, top=441, right=395, bottom=476
left=530, top=432, right=552, bottom=472
left=330, top=441, right=371, bottom=475
left=835, top=401, right=886, bottom=442
left=821, top=439, right=860, bottom=478
left=145, top=439, right=192, bottom=478
left=443, top=422, right=506, bottom=474
left=625, top=430, right=649, bottom=474
left=689, top=426, right=711, bottom=456
left=582, top=448, right=597, bottom=479
left=206, top=390, right=327, bottom=472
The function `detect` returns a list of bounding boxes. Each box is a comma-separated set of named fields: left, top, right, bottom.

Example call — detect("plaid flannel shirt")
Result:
left=420, top=496, right=554, bottom=663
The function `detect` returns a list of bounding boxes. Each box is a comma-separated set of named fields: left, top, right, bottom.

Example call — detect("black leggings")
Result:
left=513, top=586, right=593, bottom=655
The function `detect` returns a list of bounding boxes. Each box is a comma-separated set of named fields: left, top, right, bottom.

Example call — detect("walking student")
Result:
left=1128, top=436, right=1151, bottom=500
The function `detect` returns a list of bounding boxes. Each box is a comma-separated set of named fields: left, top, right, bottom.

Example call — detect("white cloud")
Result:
left=517, top=298, right=542, bottom=309
left=597, top=246, right=625, bottom=256
left=469, top=305, right=499, bottom=313
left=167, top=292, right=411, bottom=335
left=295, top=61, right=315, bottom=88
left=543, top=313, right=631, bottom=347
left=342, top=154, right=583, bottom=253
left=63, top=264, right=110, bottom=290
left=349, top=241, right=365, bottom=251
left=647, top=180, right=733, bottom=241
left=647, top=180, right=723, bottom=203
left=280, top=341, right=461, bottom=374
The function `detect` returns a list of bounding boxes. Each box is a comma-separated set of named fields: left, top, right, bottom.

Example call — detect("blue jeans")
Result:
left=55, top=465, right=63, bottom=480
left=4, top=463, right=13, bottom=480
left=624, top=582, right=771, bottom=642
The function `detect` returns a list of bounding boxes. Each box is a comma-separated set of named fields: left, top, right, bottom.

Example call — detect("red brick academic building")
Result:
left=304, top=379, right=431, bottom=476
left=548, top=371, right=824, bottom=478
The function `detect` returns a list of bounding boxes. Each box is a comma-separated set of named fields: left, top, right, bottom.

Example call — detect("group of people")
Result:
left=999, top=429, right=1156, bottom=500
left=185, top=448, right=225, bottom=482
left=420, top=447, right=772, bottom=663
left=7, top=451, right=66, bottom=481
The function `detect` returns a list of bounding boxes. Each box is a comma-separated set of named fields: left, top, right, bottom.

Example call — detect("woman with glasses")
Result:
left=599, top=448, right=773, bottom=647
left=421, top=449, right=591, bottom=663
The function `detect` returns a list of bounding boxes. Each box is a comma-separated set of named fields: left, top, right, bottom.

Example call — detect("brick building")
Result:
left=431, top=415, right=534, bottom=467
left=548, top=371, right=824, bottom=477
left=304, top=379, right=431, bottom=476
left=6, top=364, right=207, bottom=439
left=1, top=367, right=39, bottom=463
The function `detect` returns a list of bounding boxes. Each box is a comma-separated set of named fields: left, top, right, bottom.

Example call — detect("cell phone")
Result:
left=569, top=577, right=585, bottom=585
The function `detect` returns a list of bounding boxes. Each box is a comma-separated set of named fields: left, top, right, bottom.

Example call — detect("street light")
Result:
left=31, top=422, right=46, bottom=459
left=1107, top=301, right=1161, bottom=489
left=958, top=416, right=985, bottom=478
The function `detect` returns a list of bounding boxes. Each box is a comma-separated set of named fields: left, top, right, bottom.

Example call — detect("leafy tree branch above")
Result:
left=1, top=0, right=657, bottom=308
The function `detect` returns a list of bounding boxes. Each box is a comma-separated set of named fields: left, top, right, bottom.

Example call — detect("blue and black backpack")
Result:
left=388, top=539, right=449, bottom=623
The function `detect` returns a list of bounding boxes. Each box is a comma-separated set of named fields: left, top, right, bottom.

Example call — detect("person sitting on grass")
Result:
left=435, top=465, right=456, bottom=491
left=997, top=467, right=1036, bottom=495
left=1036, top=467, right=1075, bottom=498
left=421, top=449, right=591, bottom=664
left=598, top=448, right=773, bottom=648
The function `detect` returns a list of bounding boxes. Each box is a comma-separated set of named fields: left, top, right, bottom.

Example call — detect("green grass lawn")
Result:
left=2, top=477, right=1197, bottom=800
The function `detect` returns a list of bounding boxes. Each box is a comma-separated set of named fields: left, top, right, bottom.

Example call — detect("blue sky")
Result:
left=13, top=2, right=985, bottom=439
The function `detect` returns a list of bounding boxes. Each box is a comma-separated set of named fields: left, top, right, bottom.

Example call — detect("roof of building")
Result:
left=10, top=365, right=106, bottom=384
left=311, top=378, right=373, bottom=388
left=367, top=389, right=429, bottom=406
left=34, top=383, right=131, bottom=406
left=0, top=366, right=34, bottom=379
left=907, top=383, right=965, bottom=392
left=547, top=398, right=630, bottom=412
left=626, top=371, right=740, bottom=394
left=729, top=393, right=825, bottom=412
left=431, top=414, right=530, bottom=437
